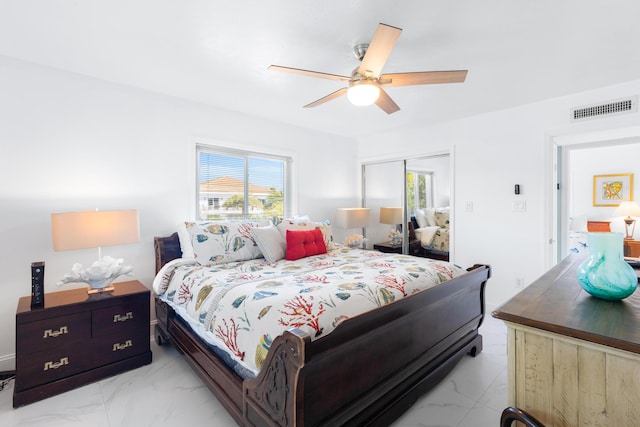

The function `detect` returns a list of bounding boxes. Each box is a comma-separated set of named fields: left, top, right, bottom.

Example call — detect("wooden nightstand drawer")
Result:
left=14, top=280, right=152, bottom=407
left=16, top=311, right=91, bottom=356
left=93, top=329, right=149, bottom=366
left=15, top=343, right=92, bottom=391
left=92, top=295, right=148, bottom=337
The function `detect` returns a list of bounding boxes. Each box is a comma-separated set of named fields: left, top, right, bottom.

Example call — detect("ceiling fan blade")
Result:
left=358, top=23, right=402, bottom=77
left=380, top=70, right=468, bottom=87
left=304, top=87, right=348, bottom=108
left=375, top=88, right=400, bottom=114
left=268, top=65, right=351, bottom=82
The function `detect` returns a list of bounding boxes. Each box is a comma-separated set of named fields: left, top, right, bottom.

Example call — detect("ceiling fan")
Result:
left=268, top=23, right=468, bottom=114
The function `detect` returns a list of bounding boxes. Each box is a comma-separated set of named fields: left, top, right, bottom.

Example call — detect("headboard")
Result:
left=587, top=221, right=611, bottom=232
left=154, top=232, right=182, bottom=274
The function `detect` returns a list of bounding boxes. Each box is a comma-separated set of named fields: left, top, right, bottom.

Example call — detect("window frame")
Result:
left=406, top=169, right=434, bottom=213
left=195, top=144, right=293, bottom=221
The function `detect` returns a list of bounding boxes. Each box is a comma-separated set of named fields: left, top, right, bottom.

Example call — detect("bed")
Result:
left=411, top=207, right=450, bottom=261
left=152, top=219, right=490, bottom=426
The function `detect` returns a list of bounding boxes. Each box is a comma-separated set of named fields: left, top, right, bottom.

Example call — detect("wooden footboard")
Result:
left=155, top=262, right=490, bottom=427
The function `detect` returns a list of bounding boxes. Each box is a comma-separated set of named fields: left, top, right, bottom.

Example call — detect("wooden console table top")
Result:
left=492, top=254, right=640, bottom=355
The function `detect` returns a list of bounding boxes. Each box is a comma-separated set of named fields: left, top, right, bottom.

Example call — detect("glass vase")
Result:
left=576, top=232, right=637, bottom=300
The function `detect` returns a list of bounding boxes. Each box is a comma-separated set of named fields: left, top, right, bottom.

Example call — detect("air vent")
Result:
left=572, top=97, right=637, bottom=121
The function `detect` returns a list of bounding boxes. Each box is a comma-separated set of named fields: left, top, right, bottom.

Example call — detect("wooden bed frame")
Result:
left=153, top=232, right=490, bottom=426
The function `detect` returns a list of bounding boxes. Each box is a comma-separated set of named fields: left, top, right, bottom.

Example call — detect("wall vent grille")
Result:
left=572, top=97, right=637, bottom=121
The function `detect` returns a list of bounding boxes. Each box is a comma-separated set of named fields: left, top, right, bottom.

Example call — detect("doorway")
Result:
left=548, top=130, right=640, bottom=268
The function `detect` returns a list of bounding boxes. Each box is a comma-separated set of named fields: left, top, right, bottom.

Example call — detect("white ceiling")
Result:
left=1, top=1, right=639, bottom=139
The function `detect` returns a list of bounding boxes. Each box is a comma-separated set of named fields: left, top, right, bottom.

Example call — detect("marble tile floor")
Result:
left=0, top=313, right=507, bottom=427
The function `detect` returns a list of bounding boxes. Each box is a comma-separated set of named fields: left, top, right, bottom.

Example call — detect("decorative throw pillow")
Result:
left=185, top=221, right=263, bottom=264
left=314, top=220, right=336, bottom=250
left=434, top=209, right=450, bottom=229
left=251, top=224, right=286, bottom=264
left=285, top=228, right=327, bottom=261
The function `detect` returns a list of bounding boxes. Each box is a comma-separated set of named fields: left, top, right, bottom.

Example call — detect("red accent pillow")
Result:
left=286, top=228, right=327, bottom=261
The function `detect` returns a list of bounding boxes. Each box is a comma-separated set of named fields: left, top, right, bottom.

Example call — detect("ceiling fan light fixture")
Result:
left=347, top=81, right=380, bottom=106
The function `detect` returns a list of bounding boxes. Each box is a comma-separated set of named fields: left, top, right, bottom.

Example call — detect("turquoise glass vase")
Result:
left=576, top=232, right=637, bottom=300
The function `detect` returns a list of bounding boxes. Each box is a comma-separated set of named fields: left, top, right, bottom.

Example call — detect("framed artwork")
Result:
left=593, top=173, right=633, bottom=206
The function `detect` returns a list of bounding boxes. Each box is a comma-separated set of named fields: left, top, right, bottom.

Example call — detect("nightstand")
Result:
left=374, top=240, right=421, bottom=255
left=625, top=240, right=640, bottom=257
left=13, top=280, right=152, bottom=407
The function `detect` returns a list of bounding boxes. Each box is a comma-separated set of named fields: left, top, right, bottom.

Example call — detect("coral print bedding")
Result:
left=154, top=248, right=463, bottom=377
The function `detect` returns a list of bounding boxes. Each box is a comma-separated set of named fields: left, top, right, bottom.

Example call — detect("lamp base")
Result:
left=87, top=285, right=115, bottom=295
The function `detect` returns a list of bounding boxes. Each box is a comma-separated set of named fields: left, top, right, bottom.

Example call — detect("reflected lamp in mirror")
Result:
left=52, top=209, right=140, bottom=294
left=614, top=201, right=640, bottom=240
left=335, top=208, right=371, bottom=248
left=379, top=207, right=403, bottom=244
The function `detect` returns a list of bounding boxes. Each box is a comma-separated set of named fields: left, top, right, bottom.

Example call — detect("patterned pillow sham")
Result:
left=185, top=221, right=263, bottom=265
left=433, top=208, right=450, bottom=229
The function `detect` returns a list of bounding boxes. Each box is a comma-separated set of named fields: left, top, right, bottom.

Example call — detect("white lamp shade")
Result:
left=379, top=207, right=403, bottom=225
left=347, top=81, right=380, bottom=106
left=335, top=208, right=371, bottom=229
left=614, top=201, right=640, bottom=217
left=52, top=210, right=140, bottom=251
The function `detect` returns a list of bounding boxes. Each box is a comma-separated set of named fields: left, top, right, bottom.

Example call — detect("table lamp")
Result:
left=335, top=208, right=371, bottom=248
left=379, top=207, right=403, bottom=243
left=614, top=201, right=640, bottom=240
left=52, top=209, right=140, bottom=294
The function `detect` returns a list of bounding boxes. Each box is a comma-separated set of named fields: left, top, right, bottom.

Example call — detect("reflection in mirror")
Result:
left=406, top=155, right=451, bottom=261
left=362, top=161, right=404, bottom=250
left=362, top=154, right=451, bottom=259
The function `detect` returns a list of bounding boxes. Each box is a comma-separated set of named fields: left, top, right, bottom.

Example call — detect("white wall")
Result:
left=568, top=142, right=640, bottom=237
left=0, top=56, right=358, bottom=369
left=358, top=79, right=640, bottom=309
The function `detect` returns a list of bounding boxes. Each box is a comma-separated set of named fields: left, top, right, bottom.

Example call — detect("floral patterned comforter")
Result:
left=153, top=248, right=463, bottom=377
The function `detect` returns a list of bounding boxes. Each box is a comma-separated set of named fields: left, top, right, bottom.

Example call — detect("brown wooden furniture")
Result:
left=373, top=239, right=422, bottom=255
left=586, top=220, right=611, bottom=232
left=14, top=280, right=152, bottom=407
left=492, top=255, right=640, bottom=426
left=154, top=233, right=490, bottom=426
left=625, top=239, right=640, bottom=257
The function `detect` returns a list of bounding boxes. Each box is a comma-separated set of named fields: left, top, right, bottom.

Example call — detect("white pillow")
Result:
left=276, top=219, right=317, bottom=239
left=177, top=222, right=194, bottom=259
left=414, top=209, right=428, bottom=228
left=425, top=208, right=437, bottom=227
left=251, top=224, right=286, bottom=263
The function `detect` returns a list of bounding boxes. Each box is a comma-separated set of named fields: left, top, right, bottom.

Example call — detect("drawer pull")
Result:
left=43, top=326, right=68, bottom=338
left=113, top=312, right=134, bottom=323
left=43, top=357, right=69, bottom=371
left=112, top=339, right=133, bottom=352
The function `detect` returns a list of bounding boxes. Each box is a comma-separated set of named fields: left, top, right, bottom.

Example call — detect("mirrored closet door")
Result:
left=363, top=154, right=451, bottom=260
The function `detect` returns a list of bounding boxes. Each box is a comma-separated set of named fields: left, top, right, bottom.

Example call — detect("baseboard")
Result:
left=0, top=352, right=15, bottom=372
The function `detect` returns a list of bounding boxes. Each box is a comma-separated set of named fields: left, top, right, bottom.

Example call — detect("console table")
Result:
left=492, top=254, right=640, bottom=426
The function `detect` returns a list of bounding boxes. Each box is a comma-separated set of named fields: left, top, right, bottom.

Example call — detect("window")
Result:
left=406, top=170, right=434, bottom=215
left=197, top=145, right=290, bottom=221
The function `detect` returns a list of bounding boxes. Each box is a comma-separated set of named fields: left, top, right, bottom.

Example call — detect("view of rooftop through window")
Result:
left=197, top=147, right=287, bottom=221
